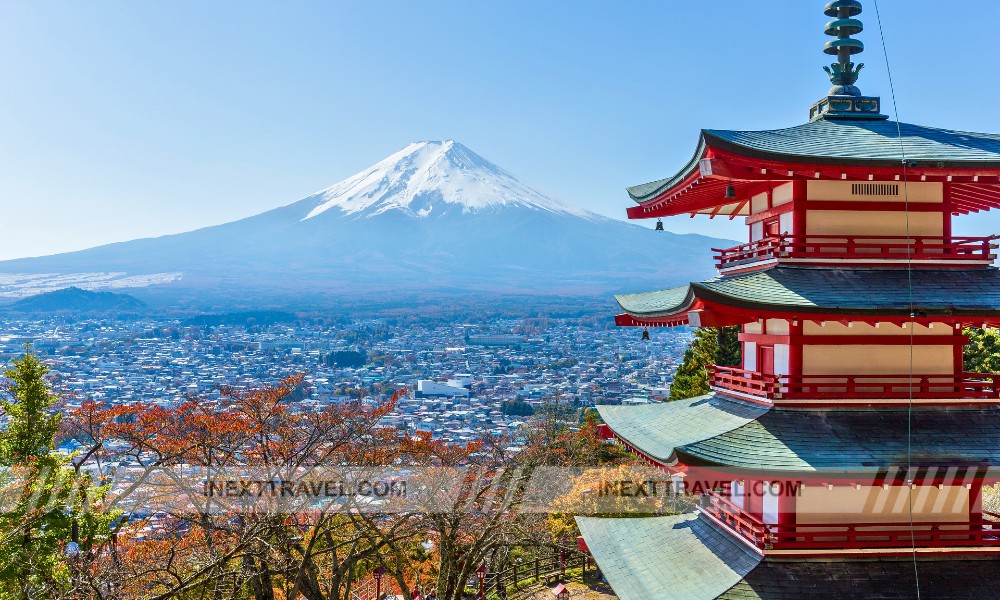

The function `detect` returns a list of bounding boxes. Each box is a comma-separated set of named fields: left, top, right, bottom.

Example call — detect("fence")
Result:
left=483, top=548, right=593, bottom=599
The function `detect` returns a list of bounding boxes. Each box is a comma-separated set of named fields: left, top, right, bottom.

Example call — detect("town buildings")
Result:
left=0, top=311, right=690, bottom=448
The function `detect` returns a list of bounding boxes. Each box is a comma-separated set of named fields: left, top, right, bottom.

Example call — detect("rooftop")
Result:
left=628, top=119, right=1000, bottom=204
left=597, top=394, right=1000, bottom=471
left=615, top=266, right=1000, bottom=322
left=578, top=513, right=1000, bottom=600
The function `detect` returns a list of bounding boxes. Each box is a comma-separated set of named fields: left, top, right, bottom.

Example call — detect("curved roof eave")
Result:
left=626, top=135, right=708, bottom=203
left=626, top=119, right=1000, bottom=205
left=616, top=267, right=1000, bottom=321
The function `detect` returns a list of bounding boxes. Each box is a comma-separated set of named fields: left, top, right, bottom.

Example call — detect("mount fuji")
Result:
left=0, top=141, right=731, bottom=305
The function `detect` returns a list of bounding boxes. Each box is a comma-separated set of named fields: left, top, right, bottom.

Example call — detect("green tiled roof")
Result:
left=615, top=266, right=1000, bottom=319
left=720, top=557, right=1000, bottom=599
left=597, top=395, right=767, bottom=464
left=576, top=514, right=761, bottom=600
left=628, top=119, right=1000, bottom=202
left=705, top=119, right=1000, bottom=168
left=580, top=514, right=1000, bottom=599
left=600, top=395, right=1000, bottom=472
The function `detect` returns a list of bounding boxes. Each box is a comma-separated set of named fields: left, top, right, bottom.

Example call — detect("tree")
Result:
left=0, top=348, right=118, bottom=599
left=65, top=378, right=410, bottom=600
left=669, top=326, right=741, bottom=401
left=537, top=413, right=640, bottom=541
left=964, top=327, right=1000, bottom=373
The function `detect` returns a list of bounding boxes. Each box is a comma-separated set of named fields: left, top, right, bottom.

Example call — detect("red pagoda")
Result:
left=577, top=2, right=1000, bottom=597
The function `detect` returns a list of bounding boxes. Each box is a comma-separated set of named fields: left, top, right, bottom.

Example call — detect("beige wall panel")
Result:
left=765, top=319, right=790, bottom=335
left=773, top=182, right=793, bottom=205
left=798, top=485, right=969, bottom=524
left=750, top=192, right=769, bottom=214
left=806, top=211, right=943, bottom=237
left=807, top=181, right=943, bottom=203
left=802, top=345, right=954, bottom=376
left=802, top=321, right=952, bottom=337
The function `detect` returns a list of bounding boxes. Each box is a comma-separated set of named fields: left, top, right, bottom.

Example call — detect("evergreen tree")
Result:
left=0, top=348, right=118, bottom=598
left=964, top=327, right=1000, bottom=373
left=669, top=326, right=741, bottom=401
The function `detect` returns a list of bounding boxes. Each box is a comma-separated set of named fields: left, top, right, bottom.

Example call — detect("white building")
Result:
left=416, top=380, right=470, bottom=398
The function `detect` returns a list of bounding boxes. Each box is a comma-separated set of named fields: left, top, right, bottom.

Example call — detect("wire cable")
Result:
left=872, top=1, right=921, bottom=596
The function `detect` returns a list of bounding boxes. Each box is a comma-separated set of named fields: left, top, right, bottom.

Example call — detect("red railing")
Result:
left=713, top=235, right=999, bottom=269
left=708, top=366, right=781, bottom=399
left=709, top=367, right=1000, bottom=401
left=713, top=237, right=784, bottom=268
left=779, top=373, right=1000, bottom=400
left=702, top=492, right=1000, bottom=551
left=700, top=491, right=770, bottom=549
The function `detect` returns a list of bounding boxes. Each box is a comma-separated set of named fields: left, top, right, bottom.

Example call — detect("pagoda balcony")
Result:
left=713, top=235, right=999, bottom=272
left=701, top=492, right=1000, bottom=552
left=708, top=366, right=1000, bottom=402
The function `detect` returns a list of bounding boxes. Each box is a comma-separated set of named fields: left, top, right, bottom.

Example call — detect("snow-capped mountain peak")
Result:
left=302, top=140, right=595, bottom=220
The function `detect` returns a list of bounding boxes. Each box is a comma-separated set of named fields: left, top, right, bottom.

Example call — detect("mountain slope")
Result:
left=0, top=141, right=732, bottom=303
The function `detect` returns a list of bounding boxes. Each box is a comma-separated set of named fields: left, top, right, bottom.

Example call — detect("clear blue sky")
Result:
left=2, top=1, right=999, bottom=260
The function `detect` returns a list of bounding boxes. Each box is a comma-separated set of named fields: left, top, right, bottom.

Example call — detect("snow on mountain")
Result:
left=302, top=140, right=594, bottom=220
left=0, top=140, right=734, bottom=305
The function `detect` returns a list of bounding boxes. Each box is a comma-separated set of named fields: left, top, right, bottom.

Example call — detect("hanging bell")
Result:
left=725, top=183, right=737, bottom=200
left=654, top=219, right=665, bottom=232
left=641, top=329, right=651, bottom=341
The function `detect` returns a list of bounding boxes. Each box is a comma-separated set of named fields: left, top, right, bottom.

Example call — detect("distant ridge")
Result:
left=9, top=287, right=147, bottom=313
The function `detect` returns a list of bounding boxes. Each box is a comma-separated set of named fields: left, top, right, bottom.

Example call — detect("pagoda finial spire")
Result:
left=822, top=0, right=865, bottom=96
left=808, top=0, right=885, bottom=121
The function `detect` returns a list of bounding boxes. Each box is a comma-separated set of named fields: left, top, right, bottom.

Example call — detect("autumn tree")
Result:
left=65, top=378, right=411, bottom=600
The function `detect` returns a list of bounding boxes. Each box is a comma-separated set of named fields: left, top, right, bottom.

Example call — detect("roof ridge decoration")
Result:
left=809, top=1, right=888, bottom=122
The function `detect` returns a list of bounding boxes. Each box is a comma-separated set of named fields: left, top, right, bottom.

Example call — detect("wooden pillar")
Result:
left=776, top=480, right=799, bottom=545
left=970, top=480, right=984, bottom=526
left=955, top=336, right=965, bottom=376
left=792, top=180, right=808, bottom=237
left=943, top=182, right=953, bottom=241
left=746, top=479, right=764, bottom=520
left=789, top=318, right=803, bottom=379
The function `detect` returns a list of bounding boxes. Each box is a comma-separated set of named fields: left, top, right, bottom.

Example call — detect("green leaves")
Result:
left=0, top=351, right=62, bottom=466
left=964, top=327, right=1000, bottom=374
left=669, top=326, right=741, bottom=402
left=0, top=348, right=119, bottom=597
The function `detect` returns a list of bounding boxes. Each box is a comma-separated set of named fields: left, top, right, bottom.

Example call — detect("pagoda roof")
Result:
left=628, top=119, right=1000, bottom=204
left=597, top=394, right=1000, bottom=471
left=576, top=514, right=760, bottom=600
left=616, top=266, right=1000, bottom=323
left=578, top=513, right=1000, bottom=600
